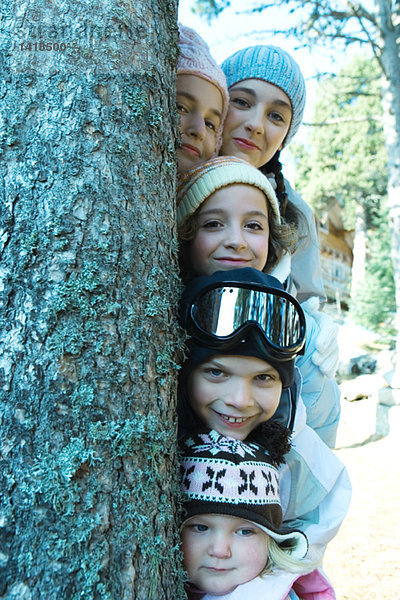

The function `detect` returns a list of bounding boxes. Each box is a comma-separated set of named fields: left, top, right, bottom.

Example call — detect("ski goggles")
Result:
left=181, top=282, right=306, bottom=360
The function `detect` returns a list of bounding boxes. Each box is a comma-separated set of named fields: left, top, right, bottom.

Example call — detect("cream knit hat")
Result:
left=177, top=155, right=281, bottom=226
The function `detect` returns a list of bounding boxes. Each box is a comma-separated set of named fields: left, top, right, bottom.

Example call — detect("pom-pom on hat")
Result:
left=177, top=155, right=280, bottom=226
left=180, top=428, right=308, bottom=559
left=221, top=45, right=306, bottom=147
left=178, top=24, right=229, bottom=153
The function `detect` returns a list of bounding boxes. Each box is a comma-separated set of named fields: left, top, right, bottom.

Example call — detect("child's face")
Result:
left=182, top=514, right=269, bottom=595
left=190, top=184, right=269, bottom=277
left=177, top=74, right=223, bottom=173
left=220, top=79, right=292, bottom=167
left=187, top=355, right=282, bottom=440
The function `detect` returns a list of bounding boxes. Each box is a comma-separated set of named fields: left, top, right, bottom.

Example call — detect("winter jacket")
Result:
left=271, top=253, right=341, bottom=448
left=274, top=369, right=351, bottom=560
left=284, top=179, right=326, bottom=307
left=201, top=568, right=335, bottom=599
left=296, top=310, right=341, bottom=448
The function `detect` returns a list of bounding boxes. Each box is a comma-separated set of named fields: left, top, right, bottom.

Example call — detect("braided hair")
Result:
left=260, top=150, right=308, bottom=248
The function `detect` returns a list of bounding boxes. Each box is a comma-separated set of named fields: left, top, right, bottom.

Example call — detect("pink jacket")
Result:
left=292, top=570, right=336, bottom=600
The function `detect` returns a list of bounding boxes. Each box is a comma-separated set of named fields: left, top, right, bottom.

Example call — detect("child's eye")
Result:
left=207, top=368, right=224, bottom=377
left=191, top=523, right=208, bottom=533
left=245, top=221, right=264, bottom=231
left=176, top=102, right=189, bottom=115
left=237, top=527, right=255, bottom=536
left=231, top=96, right=250, bottom=109
left=205, top=120, right=217, bottom=131
left=202, top=219, right=223, bottom=229
left=255, top=373, right=273, bottom=382
left=269, top=111, right=285, bottom=123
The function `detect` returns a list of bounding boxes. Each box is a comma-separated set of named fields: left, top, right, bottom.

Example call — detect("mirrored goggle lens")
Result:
left=192, top=286, right=303, bottom=349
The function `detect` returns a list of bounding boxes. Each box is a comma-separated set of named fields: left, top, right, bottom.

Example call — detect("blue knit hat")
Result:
left=221, top=45, right=306, bottom=147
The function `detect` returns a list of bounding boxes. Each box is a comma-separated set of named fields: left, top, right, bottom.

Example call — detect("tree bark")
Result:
left=374, top=0, right=400, bottom=384
left=0, top=1, right=184, bottom=599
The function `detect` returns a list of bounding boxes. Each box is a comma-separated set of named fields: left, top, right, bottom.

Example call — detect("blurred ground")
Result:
left=322, top=320, right=400, bottom=599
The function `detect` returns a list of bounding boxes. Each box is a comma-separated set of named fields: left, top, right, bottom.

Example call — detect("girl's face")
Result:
left=177, top=74, right=223, bottom=173
left=220, top=79, right=292, bottom=168
left=182, top=514, right=269, bottom=595
left=187, top=355, right=282, bottom=441
left=190, top=184, right=269, bottom=276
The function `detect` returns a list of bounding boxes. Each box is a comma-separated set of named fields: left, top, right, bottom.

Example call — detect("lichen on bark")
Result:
left=0, top=1, right=185, bottom=598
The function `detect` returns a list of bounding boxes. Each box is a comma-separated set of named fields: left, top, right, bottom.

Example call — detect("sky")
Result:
left=177, top=0, right=369, bottom=75
left=178, top=0, right=337, bottom=68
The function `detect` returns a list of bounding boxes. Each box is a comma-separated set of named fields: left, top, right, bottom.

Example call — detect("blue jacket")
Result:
left=279, top=369, right=351, bottom=560
left=285, top=179, right=326, bottom=306
left=296, top=310, right=341, bottom=448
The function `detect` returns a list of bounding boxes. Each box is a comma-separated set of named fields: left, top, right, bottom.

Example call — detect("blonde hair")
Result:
left=262, top=536, right=320, bottom=576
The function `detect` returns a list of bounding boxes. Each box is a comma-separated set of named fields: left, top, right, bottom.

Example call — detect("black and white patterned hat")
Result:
left=180, top=428, right=308, bottom=559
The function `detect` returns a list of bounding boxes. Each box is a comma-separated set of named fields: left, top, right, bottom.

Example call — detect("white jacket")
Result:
left=202, top=568, right=335, bottom=600
left=271, top=254, right=341, bottom=448
left=284, top=179, right=326, bottom=307
left=279, top=374, right=351, bottom=557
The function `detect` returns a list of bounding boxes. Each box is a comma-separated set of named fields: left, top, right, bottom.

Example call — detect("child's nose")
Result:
left=245, top=106, right=265, bottom=135
left=224, top=380, right=253, bottom=409
left=187, top=113, right=206, bottom=140
left=224, top=226, right=247, bottom=250
left=208, top=534, right=232, bottom=559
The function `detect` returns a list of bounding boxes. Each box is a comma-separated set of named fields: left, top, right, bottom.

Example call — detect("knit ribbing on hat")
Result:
left=177, top=155, right=281, bottom=226
left=178, top=24, right=229, bottom=153
left=220, top=45, right=306, bottom=147
left=181, top=430, right=282, bottom=523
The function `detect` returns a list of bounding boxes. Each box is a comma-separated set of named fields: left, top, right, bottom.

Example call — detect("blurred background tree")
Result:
left=292, top=55, right=395, bottom=337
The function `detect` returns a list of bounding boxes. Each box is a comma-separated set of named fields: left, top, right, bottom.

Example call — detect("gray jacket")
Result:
left=285, top=179, right=326, bottom=306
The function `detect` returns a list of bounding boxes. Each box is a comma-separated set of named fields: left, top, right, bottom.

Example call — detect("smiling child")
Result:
left=177, top=25, right=229, bottom=173
left=177, top=155, right=297, bottom=284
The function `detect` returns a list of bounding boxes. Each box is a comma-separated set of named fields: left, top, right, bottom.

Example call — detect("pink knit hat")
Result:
left=178, top=24, right=229, bottom=153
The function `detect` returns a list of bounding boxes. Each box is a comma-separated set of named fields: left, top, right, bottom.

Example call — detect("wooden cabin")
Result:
left=317, top=201, right=354, bottom=309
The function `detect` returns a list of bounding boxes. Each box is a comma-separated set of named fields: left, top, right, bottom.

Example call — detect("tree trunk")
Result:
left=0, top=2, right=184, bottom=599
left=375, top=0, right=400, bottom=384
